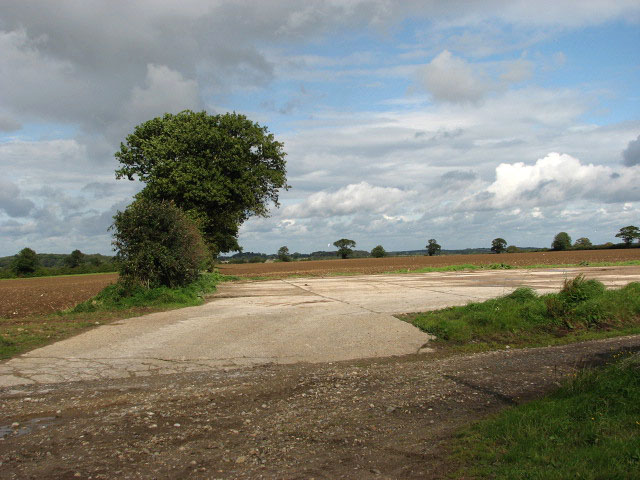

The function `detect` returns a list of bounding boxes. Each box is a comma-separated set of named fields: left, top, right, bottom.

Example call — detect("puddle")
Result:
left=0, top=416, right=57, bottom=439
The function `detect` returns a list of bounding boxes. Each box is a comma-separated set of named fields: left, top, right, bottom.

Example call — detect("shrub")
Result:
left=558, top=275, right=606, bottom=306
left=111, top=199, right=210, bottom=289
left=371, top=245, right=386, bottom=258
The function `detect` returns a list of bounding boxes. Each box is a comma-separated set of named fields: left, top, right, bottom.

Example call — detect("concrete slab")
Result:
left=2, top=265, right=639, bottom=387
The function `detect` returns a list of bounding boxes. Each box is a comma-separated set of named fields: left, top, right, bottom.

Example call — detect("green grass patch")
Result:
left=0, top=272, right=223, bottom=359
left=409, top=276, right=640, bottom=350
left=386, top=259, right=640, bottom=275
left=453, top=351, right=640, bottom=479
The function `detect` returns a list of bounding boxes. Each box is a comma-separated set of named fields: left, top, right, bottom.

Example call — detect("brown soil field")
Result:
left=219, top=248, right=640, bottom=277
left=0, top=273, right=118, bottom=319
left=2, top=249, right=639, bottom=319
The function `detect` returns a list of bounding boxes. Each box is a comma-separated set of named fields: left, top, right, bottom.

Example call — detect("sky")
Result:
left=1, top=0, right=639, bottom=257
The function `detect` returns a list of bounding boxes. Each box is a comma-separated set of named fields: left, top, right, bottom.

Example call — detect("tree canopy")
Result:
left=573, top=237, right=592, bottom=249
left=615, top=226, right=640, bottom=246
left=277, top=246, right=291, bottom=262
left=334, top=239, right=356, bottom=259
left=115, top=110, right=288, bottom=256
left=371, top=245, right=386, bottom=258
left=426, top=239, right=441, bottom=256
left=552, top=232, right=572, bottom=251
left=11, top=247, right=39, bottom=276
left=65, top=249, right=85, bottom=268
left=491, top=238, right=507, bottom=254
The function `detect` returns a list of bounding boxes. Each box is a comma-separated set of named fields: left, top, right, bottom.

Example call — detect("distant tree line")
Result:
left=0, top=248, right=116, bottom=279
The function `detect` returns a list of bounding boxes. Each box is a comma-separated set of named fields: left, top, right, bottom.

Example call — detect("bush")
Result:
left=111, top=199, right=210, bottom=289
left=371, top=245, right=386, bottom=258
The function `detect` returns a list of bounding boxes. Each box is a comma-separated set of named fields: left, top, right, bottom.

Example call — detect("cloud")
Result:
left=124, top=64, right=200, bottom=126
left=283, top=182, right=414, bottom=218
left=0, top=180, right=35, bottom=217
left=622, top=135, right=640, bottom=166
left=419, top=50, right=491, bottom=103
left=463, top=152, right=640, bottom=210
left=0, top=114, right=21, bottom=132
left=500, top=58, right=534, bottom=84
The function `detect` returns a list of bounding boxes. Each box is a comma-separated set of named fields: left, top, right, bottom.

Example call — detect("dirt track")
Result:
left=1, top=335, right=639, bottom=479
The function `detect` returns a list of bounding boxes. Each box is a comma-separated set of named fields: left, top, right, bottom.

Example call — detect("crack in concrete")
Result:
left=280, top=279, right=384, bottom=315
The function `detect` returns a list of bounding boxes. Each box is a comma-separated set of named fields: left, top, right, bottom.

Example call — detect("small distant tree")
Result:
left=552, top=232, right=572, bottom=251
left=371, top=245, right=386, bottom=258
left=615, top=226, right=640, bottom=246
left=65, top=249, right=85, bottom=268
left=573, top=237, right=592, bottom=249
left=426, top=239, right=441, bottom=256
left=333, top=238, right=356, bottom=259
left=11, top=247, right=39, bottom=276
left=277, top=246, right=291, bottom=262
left=506, top=245, right=520, bottom=253
left=491, top=238, right=507, bottom=254
left=111, top=199, right=210, bottom=288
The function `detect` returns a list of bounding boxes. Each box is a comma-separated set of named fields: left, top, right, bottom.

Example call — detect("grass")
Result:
left=452, top=350, right=640, bottom=479
left=0, top=272, right=224, bottom=360
left=386, top=259, right=640, bottom=275
left=407, top=276, right=640, bottom=352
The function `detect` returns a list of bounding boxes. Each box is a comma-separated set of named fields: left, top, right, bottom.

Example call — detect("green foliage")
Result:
left=615, top=225, right=640, bottom=246
left=64, top=249, right=85, bottom=268
left=454, top=352, right=640, bottom=479
left=573, top=237, right=592, bottom=249
left=505, top=245, right=520, bottom=253
left=72, top=272, right=221, bottom=312
left=277, top=246, right=291, bottom=262
left=370, top=245, right=386, bottom=258
left=11, top=247, right=39, bottom=276
left=411, top=278, right=640, bottom=346
left=111, top=199, right=210, bottom=288
left=333, top=238, right=356, bottom=259
left=552, top=231, right=572, bottom=251
left=491, top=237, right=507, bottom=254
left=426, top=238, right=441, bottom=256
left=115, top=110, right=289, bottom=256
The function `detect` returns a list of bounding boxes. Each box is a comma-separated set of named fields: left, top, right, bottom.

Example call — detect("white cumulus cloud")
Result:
left=283, top=181, right=415, bottom=218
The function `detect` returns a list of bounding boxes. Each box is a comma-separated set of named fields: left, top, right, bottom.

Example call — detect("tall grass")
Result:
left=454, top=351, right=640, bottom=479
left=71, top=272, right=223, bottom=312
left=411, top=276, right=640, bottom=348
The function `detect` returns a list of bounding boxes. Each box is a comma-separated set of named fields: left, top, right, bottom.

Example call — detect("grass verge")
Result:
left=0, top=272, right=224, bottom=360
left=452, top=350, right=640, bottom=479
left=406, top=276, right=640, bottom=352
left=386, top=259, right=640, bottom=275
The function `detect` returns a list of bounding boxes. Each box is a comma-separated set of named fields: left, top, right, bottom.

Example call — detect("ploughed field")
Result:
left=220, top=249, right=640, bottom=277
left=0, top=273, right=118, bottom=318
left=2, top=249, right=639, bottom=318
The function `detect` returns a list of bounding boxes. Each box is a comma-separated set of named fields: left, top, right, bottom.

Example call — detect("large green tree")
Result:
left=552, top=232, right=572, bottom=251
left=615, top=226, right=640, bottom=246
left=426, top=239, right=441, bottom=256
left=115, top=110, right=288, bottom=256
left=65, top=249, right=85, bottom=268
left=11, top=247, right=39, bottom=276
left=334, top=238, right=356, bottom=259
left=491, top=238, right=507, bottom=254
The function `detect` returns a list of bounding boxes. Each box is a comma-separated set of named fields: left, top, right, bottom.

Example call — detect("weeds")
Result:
left=453, top=351, right=640, bottom=479
left=410, top=278, right=640, bottom=348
